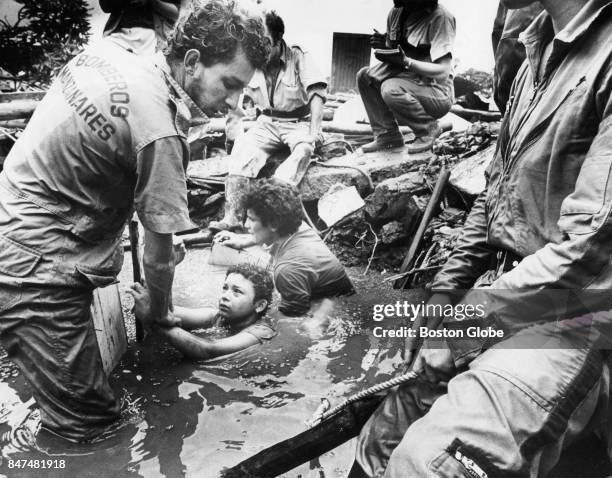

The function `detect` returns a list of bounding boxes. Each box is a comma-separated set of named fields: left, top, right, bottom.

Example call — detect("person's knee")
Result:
left=356, top=66, right=373, bottom=87
left=295, top=141, right=314, bottom=157
left=380, top=82, right=414, bottom=106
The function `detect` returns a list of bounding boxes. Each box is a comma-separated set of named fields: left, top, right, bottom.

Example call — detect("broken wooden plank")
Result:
left=394, top=168, right=450, bottom=290
left=91, top=284, right=127, bottom=376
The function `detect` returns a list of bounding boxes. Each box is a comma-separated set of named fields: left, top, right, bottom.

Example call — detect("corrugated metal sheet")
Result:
left=330, top=32, right=371, bottom=94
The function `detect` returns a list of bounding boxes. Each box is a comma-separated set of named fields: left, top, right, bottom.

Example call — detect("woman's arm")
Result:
left=213, top=231, right=258, bottom=250
left=156, top=327, right=260, bottom=359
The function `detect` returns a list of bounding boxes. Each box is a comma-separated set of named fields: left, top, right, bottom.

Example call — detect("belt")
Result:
left=260, top=105, right=309, bottom=119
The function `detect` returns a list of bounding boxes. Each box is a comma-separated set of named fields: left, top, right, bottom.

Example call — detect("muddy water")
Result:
left=0, top=248, right=423, bottom=477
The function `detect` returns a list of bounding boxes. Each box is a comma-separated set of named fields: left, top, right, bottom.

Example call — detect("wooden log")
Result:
left=204, top=119, right=412, bottom=137
left=222, top=393, right=385, bottom=478
left=394, top=168, right=450, bottom=289
left=450, top=105, right=501, bottom=122
left=0, top=91, right=46, bottom=102
left=0, top=119, right=27, bottom=129
left=0, top=100, right=38, bottom=121
left=91, top=284, right=127, bottom=376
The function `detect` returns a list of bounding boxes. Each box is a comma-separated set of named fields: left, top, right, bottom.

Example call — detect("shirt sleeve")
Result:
left=296, top=48, right=328, bottom=103
left=428, top=8, right=456, bottom=62
left=134, top=135, right=194, bottom=234
left=275, top=264, right=315, bottom=316
left=242, top=320, right=277, bottom=343
left=430, top=191, right=497, bottom=290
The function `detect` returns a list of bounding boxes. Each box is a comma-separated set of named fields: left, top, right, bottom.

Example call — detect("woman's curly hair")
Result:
left=226, top=263, right=273, bottom=315
left=242, top=179, right=302, bottom=237
left=166, top=0, right=270, bottom=69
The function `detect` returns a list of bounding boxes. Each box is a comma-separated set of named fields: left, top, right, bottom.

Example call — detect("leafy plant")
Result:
left=0, top=0, right=91, bottom=87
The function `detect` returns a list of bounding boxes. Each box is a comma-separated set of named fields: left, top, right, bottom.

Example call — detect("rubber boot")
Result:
left=208, top=175, right=250, bottom=232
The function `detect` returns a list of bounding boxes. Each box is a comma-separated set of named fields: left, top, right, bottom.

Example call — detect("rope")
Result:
left=308, top=370, right=420, bottom=426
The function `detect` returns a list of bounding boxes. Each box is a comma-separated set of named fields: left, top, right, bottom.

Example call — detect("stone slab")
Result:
left=300, top=148, right=432, bottom=202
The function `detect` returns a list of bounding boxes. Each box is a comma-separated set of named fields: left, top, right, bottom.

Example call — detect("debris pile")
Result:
left=1, top=70, right=500, bottom=287
left=320, top=117, right=498, bottom=285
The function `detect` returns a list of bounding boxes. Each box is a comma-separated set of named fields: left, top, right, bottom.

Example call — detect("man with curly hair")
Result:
left=129, top=263, right=277, bottom=359
left=215, top=179, right=354, bottom=316
left=0, top=0, right=269, bottom=442
left=209, top=10, right=328, bottom=232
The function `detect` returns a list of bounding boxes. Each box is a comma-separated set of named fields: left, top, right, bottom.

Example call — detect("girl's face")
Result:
left=218, top=273, right=258, bottom=321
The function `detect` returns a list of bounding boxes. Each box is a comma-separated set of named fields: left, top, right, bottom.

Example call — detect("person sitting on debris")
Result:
left=357, top=0, right=456, bottom=155
left=208, top=10, right=327, bottom=232
left=100, top=0, right=191, bottom=55
left=215, top=179, right=355, bottom=317
left=0, top=0, right=270, bottom=442
left=349, top=0, right=612, bottom=476
left=129, top=263, right=276, bottom=359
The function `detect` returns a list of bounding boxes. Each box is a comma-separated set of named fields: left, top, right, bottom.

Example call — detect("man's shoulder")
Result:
left=431, top=4, right=456, bottom=23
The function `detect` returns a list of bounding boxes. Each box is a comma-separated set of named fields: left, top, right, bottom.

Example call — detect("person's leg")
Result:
left=356, top=67, right=405, bottom=153
left=352, top=379, right=446, bottom=477
left=383, top=340, right=607, bottom=477
left=210, top=118, right=283, bottom=231
left=380, top=77, right=452, bottom=154
left=274, top=122, right=315, bottom=185
left=0, top=283, right=120, bottom=442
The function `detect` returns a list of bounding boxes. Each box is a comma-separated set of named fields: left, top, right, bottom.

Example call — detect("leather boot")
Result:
left=208, top=175, right=250, bottom=232
left=359, top=132, right=405, bottom=154
left=407, top=121, right=442, bottom=154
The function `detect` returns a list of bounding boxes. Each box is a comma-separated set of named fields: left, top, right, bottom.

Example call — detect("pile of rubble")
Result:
left=1, top=71, right=500, bottom=288
left=323, top=120, right=497, bottom=284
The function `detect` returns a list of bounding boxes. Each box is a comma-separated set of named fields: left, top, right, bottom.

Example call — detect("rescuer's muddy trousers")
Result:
left=0, top=281, right=120, bottom=442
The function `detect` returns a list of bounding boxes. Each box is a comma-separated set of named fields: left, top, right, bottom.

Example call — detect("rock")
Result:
left=449, top=143, right=496, bottom=196
left=439, top=112, right=472, bottom=133
left=300, top=149, right=431, bottom=201
left=380, top=221, right=409, bottom=246
left=317, top=184, right=365, bottom=227
left=364, top=172, right=427, bottom=228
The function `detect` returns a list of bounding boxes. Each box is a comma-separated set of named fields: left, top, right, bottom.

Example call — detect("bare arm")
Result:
left=308, top=93, right=325, bottom=137
left=156, top=326, right=260, bottom=359
left=143, top=230, right=179, bottom=326
left=173, top=305, right=217, bottom=330
left=403, top=52, right=452, bottom=80
left=213, top=231, right=258, bottom=249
